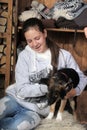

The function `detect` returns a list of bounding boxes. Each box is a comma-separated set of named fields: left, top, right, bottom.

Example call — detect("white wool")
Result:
left=31, top=0, right=39, bottom=8
left=53, top=9, right=73, bottom=20
left=18, top=10, right=42, bottom=22
left=18, top=0, right=43, bottom=22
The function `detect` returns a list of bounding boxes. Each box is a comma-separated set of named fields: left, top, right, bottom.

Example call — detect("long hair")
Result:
left=22, top=18, right=60, bottom=68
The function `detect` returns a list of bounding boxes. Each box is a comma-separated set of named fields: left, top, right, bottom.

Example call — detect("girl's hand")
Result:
left=65, top=88, right=76, bottom=99
left=84, top=27, right=87, bottom=38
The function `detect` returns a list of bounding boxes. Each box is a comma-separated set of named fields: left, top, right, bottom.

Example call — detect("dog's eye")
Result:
left=55, top=91, right=58, bottom=95
left=55, top=94, right=58, bottom=98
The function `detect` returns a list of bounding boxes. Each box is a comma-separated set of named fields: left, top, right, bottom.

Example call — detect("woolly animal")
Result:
left=18, top=0, right=42, bottom=22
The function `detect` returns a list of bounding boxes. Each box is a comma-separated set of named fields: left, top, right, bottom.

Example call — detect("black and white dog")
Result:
left=40, top=68, right=79, bottom=121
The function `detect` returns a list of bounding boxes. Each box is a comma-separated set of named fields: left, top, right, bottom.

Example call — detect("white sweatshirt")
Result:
left=6, top=45, right=87, bottom=116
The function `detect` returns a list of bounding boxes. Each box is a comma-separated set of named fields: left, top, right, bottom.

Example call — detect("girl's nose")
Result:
left=33, top=40, right=38, bottom=46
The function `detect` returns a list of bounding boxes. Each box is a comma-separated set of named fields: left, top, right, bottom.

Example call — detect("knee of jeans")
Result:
left=16, top=117, right=40, bottom=130
left=17, top=121, right=30, bottom=130
left=0, top=97, right=10, bottom=116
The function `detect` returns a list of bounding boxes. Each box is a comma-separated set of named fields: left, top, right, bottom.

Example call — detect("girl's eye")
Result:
left=27, top=40, right=32, bottom=43
left=35, top=37, right=40, bottom=40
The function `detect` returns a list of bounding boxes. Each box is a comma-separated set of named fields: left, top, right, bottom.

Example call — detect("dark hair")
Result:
left=23, top=18, right=45, bottom=33
left=22, top=18, right=60, bottom=68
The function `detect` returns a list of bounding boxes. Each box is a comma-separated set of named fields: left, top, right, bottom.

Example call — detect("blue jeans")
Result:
left=0, top=95, right=41, bottom=130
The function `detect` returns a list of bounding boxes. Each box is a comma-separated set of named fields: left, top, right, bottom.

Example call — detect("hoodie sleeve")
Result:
left=68, top=54, right=87, bottom=96
left=14, top=51, right=48, bottom=99
left=61, top=50, right=87, bottom=96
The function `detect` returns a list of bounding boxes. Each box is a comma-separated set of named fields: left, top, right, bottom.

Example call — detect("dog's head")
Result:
left=39, top=68, right=79, bottom=105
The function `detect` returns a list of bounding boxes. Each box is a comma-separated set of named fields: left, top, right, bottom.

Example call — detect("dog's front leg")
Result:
left=56, top=99, right=67, bottom=121
left=46, top=102, right=56, bottom=119
left=69, top=98, right=77, bottom=121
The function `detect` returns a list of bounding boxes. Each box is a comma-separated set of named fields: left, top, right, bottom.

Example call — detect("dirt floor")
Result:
left=36, top=111, right=87, bottom=130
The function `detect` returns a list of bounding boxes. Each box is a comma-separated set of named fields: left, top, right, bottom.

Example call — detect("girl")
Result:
left=0, top=18, right=87, bottom=130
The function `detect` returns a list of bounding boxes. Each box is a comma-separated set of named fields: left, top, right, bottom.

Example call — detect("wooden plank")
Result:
left=0, top=0, right=13, bottom=90
left=0, top=33, right=7, bottom=38
left=18, top=25, right=84, bottom=33
left=0, top=68, right=6, bottom=74
left=11, top=0, right=18, bottom=83
left=5, top=0, right=13, bottom=88
left=47, top=28, right=84, bottom=33
left=0, top=0, right=8, bottom=3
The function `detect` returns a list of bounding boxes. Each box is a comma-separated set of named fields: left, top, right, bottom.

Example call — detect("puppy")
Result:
left=40, top=68, right=79, bottom=121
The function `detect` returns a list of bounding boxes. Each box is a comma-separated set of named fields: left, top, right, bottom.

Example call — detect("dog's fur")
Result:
left=40, top=68, right=79, bottom=121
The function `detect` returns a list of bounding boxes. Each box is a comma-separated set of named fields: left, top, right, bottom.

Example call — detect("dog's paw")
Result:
left=45, top=112, right=54, bottom=119
left=56, top=112, right=62, bottom=121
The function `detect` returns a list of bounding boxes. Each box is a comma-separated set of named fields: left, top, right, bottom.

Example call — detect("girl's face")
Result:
left=24, top=27, right=48, bottom=53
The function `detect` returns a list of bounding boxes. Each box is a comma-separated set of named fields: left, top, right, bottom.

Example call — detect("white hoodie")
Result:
left=6, top=45, right=87, bottom=116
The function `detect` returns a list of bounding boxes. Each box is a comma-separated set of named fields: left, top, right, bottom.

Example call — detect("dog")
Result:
left=39, top=68, right=79, bottom=121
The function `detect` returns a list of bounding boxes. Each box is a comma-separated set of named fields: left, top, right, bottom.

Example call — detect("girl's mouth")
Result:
left=35, top=45, right=41, bottom=50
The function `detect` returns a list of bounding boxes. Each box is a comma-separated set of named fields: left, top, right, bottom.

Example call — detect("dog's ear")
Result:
left=39, top=78, right=50, bottom=86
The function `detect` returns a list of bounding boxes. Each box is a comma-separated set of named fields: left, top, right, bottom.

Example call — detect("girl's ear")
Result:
left=44, top=29, right=47, bottom=38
